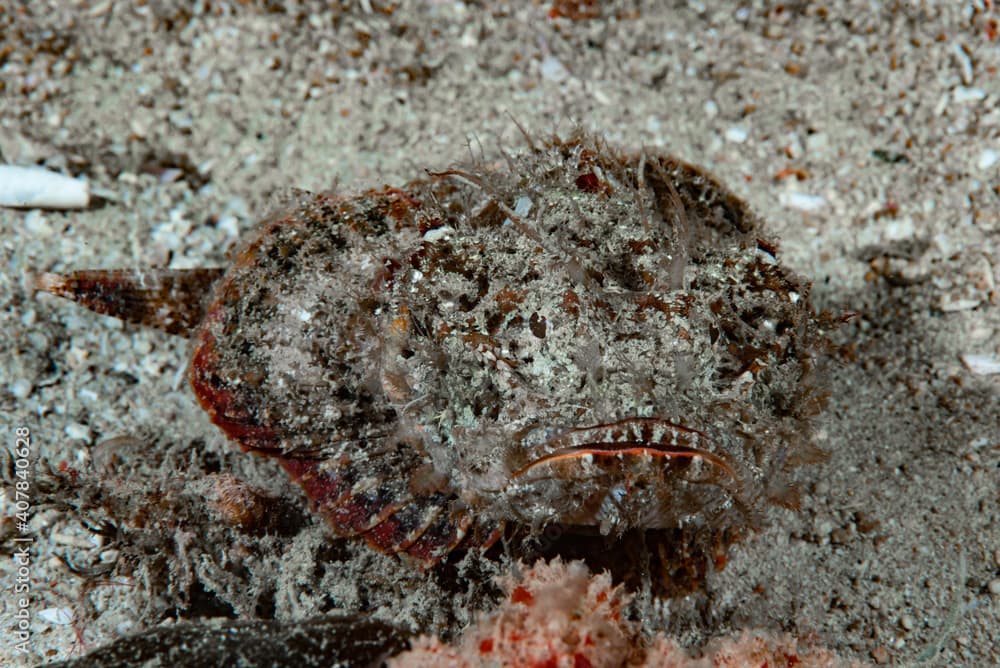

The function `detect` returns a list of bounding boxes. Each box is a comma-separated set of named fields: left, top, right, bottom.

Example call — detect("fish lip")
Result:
left=509, top=417, right=738, bottom=482
left=495, top=417, right=747, bottom=533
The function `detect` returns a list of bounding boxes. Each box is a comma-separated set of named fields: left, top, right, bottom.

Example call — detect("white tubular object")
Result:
left=0, top=165, right=90, bottom=209
left=961, top=354, right=1000, bottom=376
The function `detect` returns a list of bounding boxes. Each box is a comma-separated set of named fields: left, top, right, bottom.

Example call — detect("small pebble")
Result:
left=977, top=148, right=998, bottom=170
left=8, top=379, right=33, bottom=399
left=830, top=527, right=853, bottom=545
left=459, top=26, right=478, bottom=48
left=855, top=511, right=880, bottom=534
left=883, top=216, right=915, bottom=240
left=158, top=168, right=183, bottom=184
left=66, top=346, right=90, bottom=369
left=953, top=87, right=986, bottom=103
left=133, top=336, right=153, bottom=356
left=814, top=519, right=834, bottom=542
left=24, top=210, right=54, bottom=237
left=899, top=614, right=915, bottom=631
left=805, top=132, right=828, bottom=152
left=513, top=196, right=533, bottom=217
left=724, top=125, right=749, bottom=143
left=780, top=191, right=826, bottom=212
left=539, top=55, right=569, bottom=82
left=65, top=422, right=91, bottom=441
left=941, top=297, right=983, bottom=313
left=987, top=578, right=1000, bottom=595
left=168, top=109, right=194, bottom=129
left=38, top=607, right=74, bottom=625
left=217, top=214, right=240, bottom=238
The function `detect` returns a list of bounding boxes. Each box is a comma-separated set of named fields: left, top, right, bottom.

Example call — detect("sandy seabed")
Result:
left=1, top=2, right=998, bottom=666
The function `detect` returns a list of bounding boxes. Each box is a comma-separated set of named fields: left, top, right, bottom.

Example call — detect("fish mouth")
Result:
left=510, top=417, right=738, bottom=482
left=501, top=417, right=745, bottom=534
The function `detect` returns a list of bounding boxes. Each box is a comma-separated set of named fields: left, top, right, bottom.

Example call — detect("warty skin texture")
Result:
left=42, top=132, right=830, bottom=568
left=188, top=133, right=828, bottom=562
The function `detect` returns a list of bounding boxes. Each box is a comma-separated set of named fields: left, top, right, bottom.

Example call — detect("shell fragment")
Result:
left=0, top=165, right=90, bottom=209
left=960, top=354, right=1000, bottom=376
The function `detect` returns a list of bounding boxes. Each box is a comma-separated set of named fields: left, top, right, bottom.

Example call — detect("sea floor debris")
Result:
left=392, top=559, right=864, bottom=668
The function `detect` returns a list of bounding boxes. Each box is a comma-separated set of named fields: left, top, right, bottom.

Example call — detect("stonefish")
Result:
left=39, top=132, right=830, bottom=569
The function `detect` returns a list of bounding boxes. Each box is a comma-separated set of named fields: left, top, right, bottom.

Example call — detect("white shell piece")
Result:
left=38, top=607, right=75, bottom=625
left=779, top=191, right=826, bottom=212
left=960, top=354, right=1000, bottom=376
left=0, top=165, right=90, bottom=209
left=513, top=195, right=533, bottom=217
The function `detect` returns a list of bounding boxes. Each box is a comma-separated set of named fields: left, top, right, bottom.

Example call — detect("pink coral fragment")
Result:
left=389, top=559, right=866, bottom=668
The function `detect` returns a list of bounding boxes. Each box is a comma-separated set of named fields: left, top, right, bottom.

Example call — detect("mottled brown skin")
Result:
left=185, top=189, right=503, bottom=564
left=39, top=133, right=829, bottom=579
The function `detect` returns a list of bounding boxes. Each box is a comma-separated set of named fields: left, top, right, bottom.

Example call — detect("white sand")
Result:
left=2, top=2, right=998, bottom=665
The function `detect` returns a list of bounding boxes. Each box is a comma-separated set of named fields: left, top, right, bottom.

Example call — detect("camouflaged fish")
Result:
left=39, top=132, right=830, bottom=567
